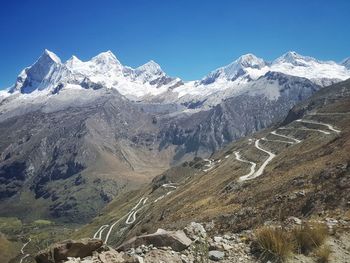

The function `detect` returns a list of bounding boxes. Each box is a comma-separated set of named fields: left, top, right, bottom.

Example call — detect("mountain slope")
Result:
left=162, top=72, right=320, bottom=156
left=0, top=89, right=174, bottom=223
left=76, top=78, right=350, bottom=246
left=0, top=73, right=322, bottom=223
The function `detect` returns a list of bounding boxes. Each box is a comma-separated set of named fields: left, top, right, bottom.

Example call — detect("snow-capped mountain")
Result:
left=195, top=51, right=350, bottom=90
left=2, top=49, right=350, bottom=112
left=9, top=49, right=182, bottom=99
left=159, top=51, right=349, bottom=109
left=270, top=51, right=350, bottom=85
left=11, top=49, right=64, bottom=94
left=199, top=53, right=268, bottom=85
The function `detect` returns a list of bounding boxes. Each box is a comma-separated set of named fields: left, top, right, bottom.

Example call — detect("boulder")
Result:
left=184, top=222, right=207, bottom=240
left=35, top=238, right=103, bottom=263
left=208, top=250, right=225, bottom=261
left=117, top=229, right=191, bottom=252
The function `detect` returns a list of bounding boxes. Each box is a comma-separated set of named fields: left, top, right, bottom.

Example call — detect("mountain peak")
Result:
left=70, top=55, right=80, bottom=61
left=274, top=51, right=317, bottom=66
left=136, top=60, right=162, bottom=74
left=223, top=53, right=266, bottom=76
left=91, top=50, right=120, bottom=64
left=284, top=50, right=300, bottom=57
left=66, top=55, right=82, bottom=67
left=236, top=53, right=266, bottom=68
left=9, top=49, right=62, bottom=93
left=279, top=51, right=304, bottom=60
left=199, top=54, right=267, bottom=85
left=42, top=49, right=61, bottom=64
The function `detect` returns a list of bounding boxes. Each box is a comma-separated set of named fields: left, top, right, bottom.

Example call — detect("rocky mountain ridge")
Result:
left=2, top=50, right=350, bottom=110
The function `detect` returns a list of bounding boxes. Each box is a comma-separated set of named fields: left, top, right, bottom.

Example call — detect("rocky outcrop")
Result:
left=35, top=238, right=103, bottom=263
left=184, top=221, right=208, bottom=240
left=117, top=228, right=192, bottom=252
left=33, top=222, right=260, bottom=263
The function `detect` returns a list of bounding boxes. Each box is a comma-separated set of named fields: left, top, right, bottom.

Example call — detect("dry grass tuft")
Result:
left=292, top=222, right=328, bottom=254
left=315, top=244, right=331, bottom=263
left=254, top=226, right=294, bottom=262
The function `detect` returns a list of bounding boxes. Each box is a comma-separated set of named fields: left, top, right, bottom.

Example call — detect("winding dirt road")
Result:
left=102, top=197, right=149, bottom=244
left=270, top=130, right=301, bottom=143
left=237, top=118, right=340, bottom=182
left=125, top=197, right=148, bottom=225
left=161, top=183, right=177, bottom=189
left=278, top=127, right=331, bottom=135
left=19, top=238, right=31, bottom=263
left=98, top=182, right=180, bottom=243
left=93, top=225, right=109, bottom=239
left=203, top=159, right=214, bottom=172
left=235, top=139, right=276, bottom=182
left=249, top=139, right=276, bottom=180
left=235, top=152, right=257, bottom=182
left=261, top=137, right=294, bottom=144
left=296, top=119, right=341, bottom=133
left=154, top=183, right=178, bottom=203
left=104, top=213, right=130, bottom=244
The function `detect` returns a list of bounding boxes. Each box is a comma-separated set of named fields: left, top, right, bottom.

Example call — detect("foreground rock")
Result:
left=117, top=228, right=192, bottom=252
left=35, top=223, right=257, bottom=263
left=209, top=250, right=225, bottom=261
left=184, top=221, right=207, bottom=240
left=35, top=238, right=103, bottom=263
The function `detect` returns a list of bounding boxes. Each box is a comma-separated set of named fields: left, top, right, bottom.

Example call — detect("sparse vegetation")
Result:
left=193, top=237, right=209, bottom=263
left=254, top=226, right=294, bottom=262
left=0, top=217, right=22, bottom=235
left=315, top=244, right=331, bottom=263
left=292, top=222, right=328, bottom=254
left=253, top=222, right=330, bottom=262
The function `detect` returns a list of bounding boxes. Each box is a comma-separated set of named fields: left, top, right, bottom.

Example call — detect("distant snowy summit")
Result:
left=9, top=49, right=182, bottom=98
left=198, top=51, right=350, bottom=87
left=3, top=49, right=350, bottom=104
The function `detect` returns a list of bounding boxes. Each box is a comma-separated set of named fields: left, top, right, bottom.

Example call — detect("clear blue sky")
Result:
left=1, top=0, right=349, bottom=89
